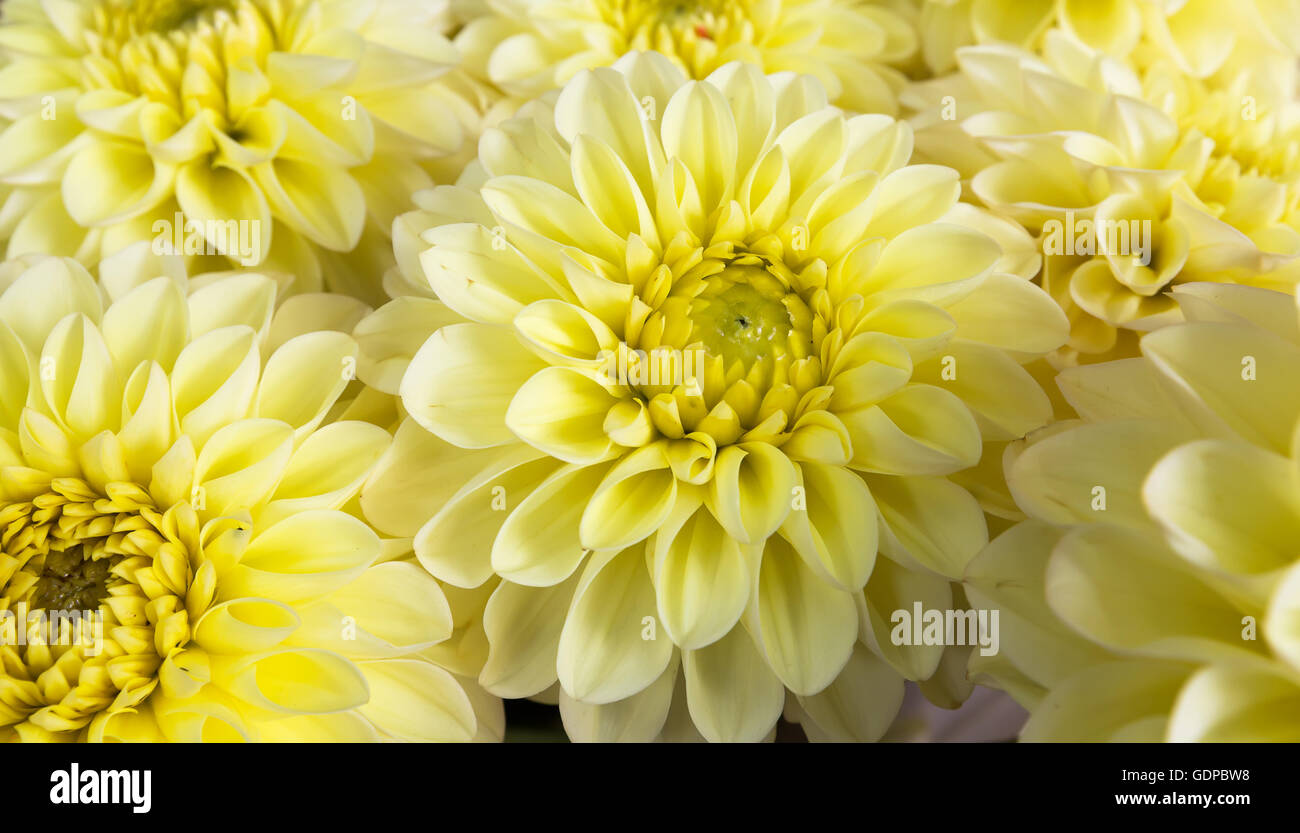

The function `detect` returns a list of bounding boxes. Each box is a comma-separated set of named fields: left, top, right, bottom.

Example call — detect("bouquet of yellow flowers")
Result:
left=1, top=0, right=1297, bottom=747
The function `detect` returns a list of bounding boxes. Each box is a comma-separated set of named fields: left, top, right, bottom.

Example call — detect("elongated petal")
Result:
left=556, top=547, right=675, bottom=704
left=750, top=536, right=857, bottom=696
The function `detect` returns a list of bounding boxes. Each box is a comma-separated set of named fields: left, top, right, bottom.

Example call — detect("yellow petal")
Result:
left=194, top=598, right=300, bottom=655
left=186, top=274, right=278, bottom=341
left=706, top=443, right=796, bottom=544
left=404, top=322, right=546, bottom=449
left=1142, top=321, right=1300, bottom=455
left=1167, top=664, right=1300, bottom=742
left=492, top=462, right=608, bottom=586
left=102, top=277, right=189, bottom=374
left=580, top=443, right=676, bottom=551
left=360, top=418, right=541, bottom=537
left=212, top=648, right=368, bottom=715
left=780, top=462, right=877, bottom=590
left=750, top=535, right=857, bottom=696
left=353, top=297, right=461, bottom=394
left=357, top=659, right=476, bottom=742
left=558, top=657, right=678, bottom=742
left=480, top=575, right=580, bottom=699
left=1047, top=525, right=1252, bottom=662
left=683, top=624, right=784, bottom=742
left=224, top=509, right=378, bottom=604
left=1021, top=660, right=1190, bottom=742
left=652, top=503, right=751, bottom=650
left=556, top=547, right=674, bottom=704
left=39, top=313, right=120, bottom=440
left=170, top=326, right=261, bottom=448
left=192, top=418, right=294, bottom=516
left=256, top=331, right=357, bottom=437
left=845, top=384, right=982, bottom=476
left=0, top=255, right=101, bottom=353
left=964, top=522, right=1113, bottom=689
left=796, top=645, right=903, bottom=742
left=1144, top=439, right=1300, bottom=575
left=859, top=554, right=950, bottom=681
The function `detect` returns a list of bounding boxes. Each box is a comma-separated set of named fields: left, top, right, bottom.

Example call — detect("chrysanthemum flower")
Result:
left=358, top=52, right=1068, bottom=741
left=0, top=0, right=478, bottom=304
left=967, top=283, right=1300, bottom=740
left=454, top=0, right=918, bottom=114
left=0, top=245, right=498, bottom=742
left=906, top=36, right=1300, bottom=362
left=904, top=0, right=1295, bottom=77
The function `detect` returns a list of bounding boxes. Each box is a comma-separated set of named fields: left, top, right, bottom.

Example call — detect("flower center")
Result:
left=0, top=479, right=199, bottom=737
left=29, top=547, right=116, bottom=613
left=85, top=0, right=273, bottom=119
left=625, top=244, right=830, bottom=443
left=689, top=264, right=796, bottom=366
left=96, top=0, right=234, bottom=36
left=621, top=0, right=725, bottom=24
left=599, top=0, right=742, bottom=72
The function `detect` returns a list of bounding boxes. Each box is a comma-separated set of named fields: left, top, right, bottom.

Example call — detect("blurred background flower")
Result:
left=0, top=0, right=484, bottom=304
left=455, top=0, right=919, bottom=115
left=904, top=35, right=1300, bottom=365
left=967, top=285, right=1300, bottom=740
left=0, top=244, right=502, bottom=741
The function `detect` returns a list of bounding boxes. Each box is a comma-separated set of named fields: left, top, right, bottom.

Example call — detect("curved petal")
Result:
left=780, top=462, right=878, bottom=590
left=492, top=462, right=609, bottom=586
left=706, top=443, right=796, bottom=544
left=683, top=624, right=784, bottom=742
left=357, top=658, right=477, bottom=742
left=556, top=547, right=674, bottom=704
left=846, top=385, right=982, bottom=476
left=652, top=503, right=751, bottom=650
left=750, top=535, right=857, bottom=696
left=1144, top=439, right=1300, bottom=575
left=505, top=366, right=620, bottom=463
left=1167, top=664, right=1300, bottom=742
left=558, top=657, right=678, bottom=742
left=796, top=645, right=904, bottom=742
left=480, top=574, right=580, bottom=699
left=402, top=322, right=545, bottom=449
left=579, top=443, right=677, bottom=551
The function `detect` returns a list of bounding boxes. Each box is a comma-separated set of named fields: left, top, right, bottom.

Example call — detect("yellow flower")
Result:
left=907, top=0, right=1292, bottom=77
left=455, top=0, right=918, bottom=114
left=358, top=53, right=1067, bottom=741
left=0, top=0, right=478, bottom=304
left=969, top=283, right=1300, bottom=740
left=907, top=36, right=1300, bottom=362
left=0, top=244, right=499, bottom=742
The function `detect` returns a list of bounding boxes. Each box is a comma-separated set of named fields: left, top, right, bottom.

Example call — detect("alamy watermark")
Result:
left=152, top=212, right=262, bottom=266
left=598, top=346, right=704, bottom=394
left=1042, top=210, right=1152, bottom=266
left=50, top=764, right=151, bottom=813
left=890, top=602, right=1000, bottom=657
left=0, top=604, right=104, bottom=656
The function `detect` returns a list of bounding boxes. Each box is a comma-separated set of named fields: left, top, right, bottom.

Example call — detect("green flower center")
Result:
left=29, top=548, right=116, bottom=613
left=101, top=0, right=234, bottom=34
left=690, top=264, right=795, bottom=366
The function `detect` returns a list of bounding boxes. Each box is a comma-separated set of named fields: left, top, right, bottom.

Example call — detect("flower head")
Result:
left=455, top=0, right=918, bottom=114
left=969, top=284, right=1300, bottom=740
left=0, top=0, right=477, bottom=303
left=360, top=53, right=1068, bottom=741
left=905, top=0, right=1295, bottom=77
left=906, top=35, right=1300, bottom=362
left=0, top=245, right=495, bottom=741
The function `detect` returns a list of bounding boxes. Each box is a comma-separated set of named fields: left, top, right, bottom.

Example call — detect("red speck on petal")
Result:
left=694, top=23, right=712, bottom=39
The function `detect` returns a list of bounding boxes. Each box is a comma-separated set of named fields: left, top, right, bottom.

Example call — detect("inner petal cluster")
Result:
left=0, top=478, right=197, bottom=736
